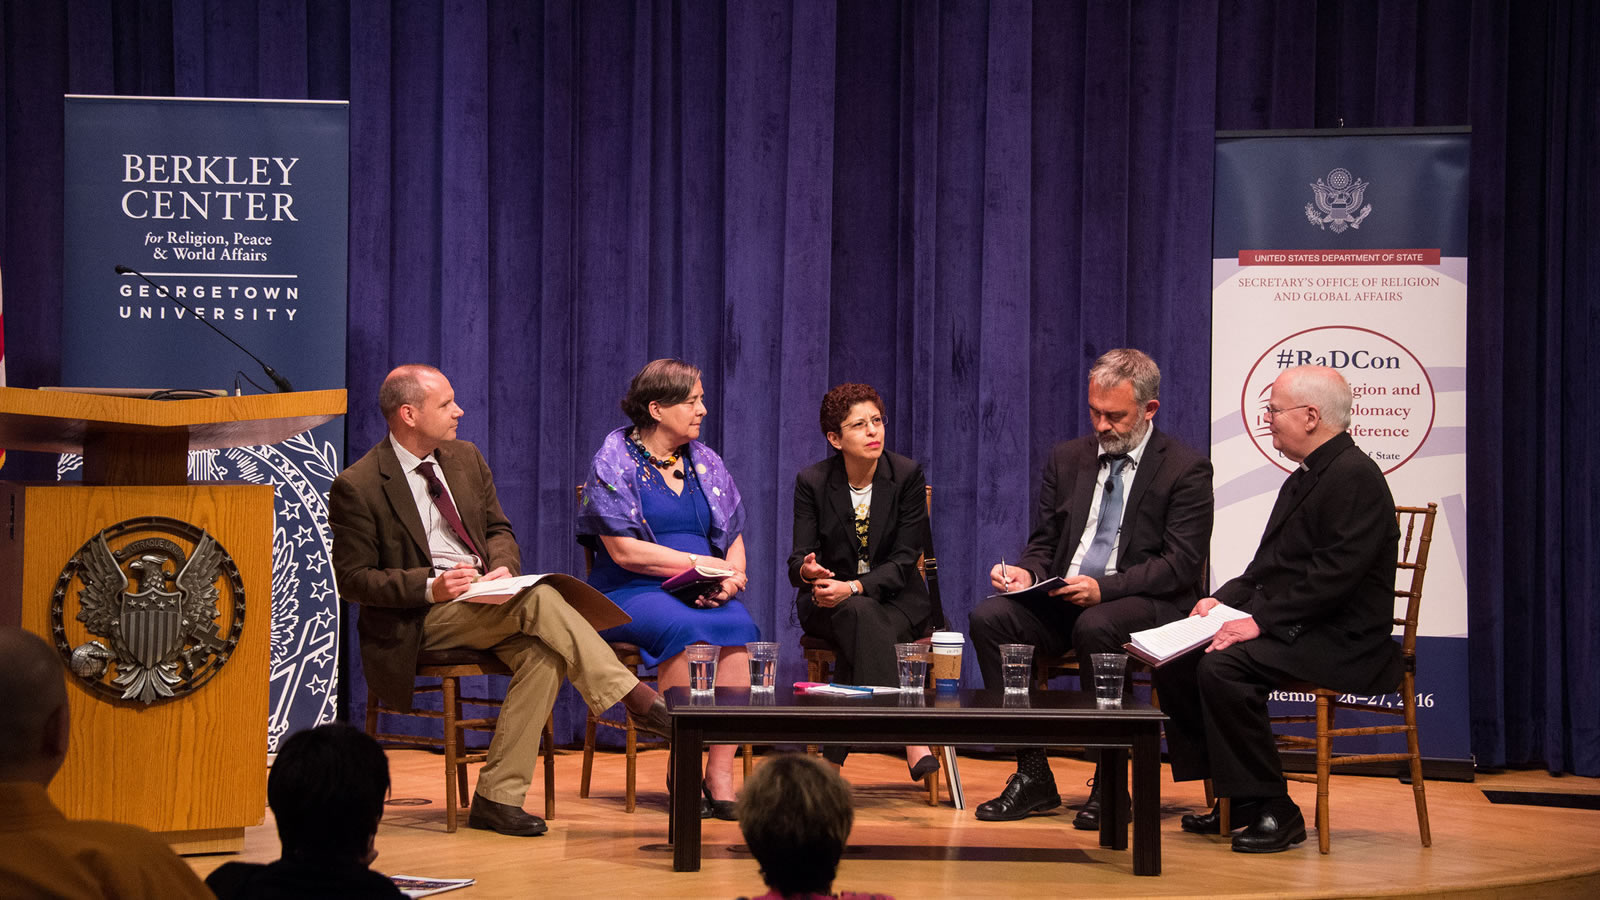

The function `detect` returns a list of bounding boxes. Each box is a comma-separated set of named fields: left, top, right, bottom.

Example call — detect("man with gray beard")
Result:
left=970, top=348, right=1214, bottom=828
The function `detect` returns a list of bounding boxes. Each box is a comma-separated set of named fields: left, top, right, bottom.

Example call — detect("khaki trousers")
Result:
left=423, top=583, right=638, bottom=806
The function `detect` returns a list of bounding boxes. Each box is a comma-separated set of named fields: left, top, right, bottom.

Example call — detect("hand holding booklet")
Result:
left=661, top=562, right=738, bottom=603
left=985, top=575, right=1067, bottom=603
left=1123, top=602, right=1253, bottom=667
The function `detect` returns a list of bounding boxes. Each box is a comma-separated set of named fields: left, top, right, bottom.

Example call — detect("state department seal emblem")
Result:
left=51, top=516, right=246, bottom=705
left=1304, top=167, right=1372, bottom=233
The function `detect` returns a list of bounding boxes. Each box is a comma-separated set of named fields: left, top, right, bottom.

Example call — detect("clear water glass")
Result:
left=1091, top=652, right=1127, bottom=708
left=745, top=641, right=779, bottom=691
left=1000, top=643, right=1034, bottom=693
left=686, top=643, right=719, bottom=694
left=895, top=642, right=931, bottom=691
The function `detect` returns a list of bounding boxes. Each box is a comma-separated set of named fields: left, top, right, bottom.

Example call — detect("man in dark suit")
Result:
left=1158, top=364, right=1401, bottom=853
left=330, top=365, right=670, bottom=838
left=971, top=349, right=1214, bottom=827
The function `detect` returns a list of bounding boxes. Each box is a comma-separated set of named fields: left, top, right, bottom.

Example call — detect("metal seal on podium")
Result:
left=50, top=516, right=247, bottom=705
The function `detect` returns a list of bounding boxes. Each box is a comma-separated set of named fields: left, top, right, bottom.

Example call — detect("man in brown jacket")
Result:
left=331, top=364, right=670, bottom=837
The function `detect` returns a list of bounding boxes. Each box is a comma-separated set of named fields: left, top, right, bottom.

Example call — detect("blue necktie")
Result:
left=1078, top=455, right=1128, bottom=578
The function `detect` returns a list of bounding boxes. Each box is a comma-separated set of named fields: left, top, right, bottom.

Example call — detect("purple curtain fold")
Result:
left=2, top=0, right=1595, bottom=774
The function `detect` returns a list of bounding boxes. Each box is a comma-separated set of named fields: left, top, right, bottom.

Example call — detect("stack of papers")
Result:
left=1124, top=603, right=1252, bottom=666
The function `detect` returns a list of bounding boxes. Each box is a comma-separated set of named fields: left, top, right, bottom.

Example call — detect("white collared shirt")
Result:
left=1066, top=423, right=1154, bottom=578
left=389, top=435, right=481, bottom=586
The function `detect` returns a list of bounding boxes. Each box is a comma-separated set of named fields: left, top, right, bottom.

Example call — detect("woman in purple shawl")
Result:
left=577, top=359, right=759, bottom=819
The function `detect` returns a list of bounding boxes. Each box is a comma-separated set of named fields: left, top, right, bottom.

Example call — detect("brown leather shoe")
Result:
left=634, top=696, right=673, bottom=739
left=467, top=794, right=548, bottom=836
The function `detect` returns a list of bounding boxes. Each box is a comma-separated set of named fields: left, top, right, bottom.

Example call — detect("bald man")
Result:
left=1155, top=366, right=1403, bottom=853
left=0, top=626, right=211, bottom=898
left=331, top=364, right=671, bottom=837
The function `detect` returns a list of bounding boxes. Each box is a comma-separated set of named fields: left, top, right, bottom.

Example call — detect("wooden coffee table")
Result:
left=665, top=687, right=1165, bottom=875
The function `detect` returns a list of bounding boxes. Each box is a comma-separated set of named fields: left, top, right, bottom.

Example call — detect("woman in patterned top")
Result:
left=578, top=359, right=759, bottom=818
left=787, top=383, right=935, bottom=781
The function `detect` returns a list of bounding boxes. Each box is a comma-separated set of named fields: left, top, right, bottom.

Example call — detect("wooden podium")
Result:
left=0, top=386, right=345, bottom=853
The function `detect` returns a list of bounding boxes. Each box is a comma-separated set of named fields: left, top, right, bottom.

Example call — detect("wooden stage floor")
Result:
left=186, top=746, right=1600, bottom=899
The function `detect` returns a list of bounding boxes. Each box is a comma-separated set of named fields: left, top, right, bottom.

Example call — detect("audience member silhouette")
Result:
left=0, top=626, right=211, bottom=898
left=735, top=753, right=893, bottom=900
left=206, top=723, right=405, bottom=898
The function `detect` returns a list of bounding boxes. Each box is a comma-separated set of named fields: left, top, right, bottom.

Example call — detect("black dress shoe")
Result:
left=1071, top=778, right=1131, bottom=831
left=1231, top=799, right=1307, bottom=853
left=702, top=780, right=737, bottom=821
left=634, top=696, right=672, bottom=739
left=975, top=772, right=1061, bottom=822
left=1181, top=798, right=1263, bottom=835
left=467, top=794, right=548, bottom=836
left=908, top=754, right=940, bottom=782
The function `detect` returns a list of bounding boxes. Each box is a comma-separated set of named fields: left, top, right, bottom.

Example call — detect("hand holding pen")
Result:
left=989, top=558, right=1034, bottom=592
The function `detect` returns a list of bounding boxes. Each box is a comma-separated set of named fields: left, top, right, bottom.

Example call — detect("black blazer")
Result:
left=1017, top=427, right=1213, bottom=612
left=787, top=450, right=931, bottom=629
left=329, top=437, right=521, bottom=710
left=1215, top=431, right=1403, bottom=694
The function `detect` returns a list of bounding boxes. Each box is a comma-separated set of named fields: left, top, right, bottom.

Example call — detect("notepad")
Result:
left=453, top=572, right=630, bottom=631
left=985, top=575, right=1067, bottom=603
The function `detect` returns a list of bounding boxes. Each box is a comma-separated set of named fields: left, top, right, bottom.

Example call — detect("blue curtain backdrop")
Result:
left=2, top=1, right=1594, bottom=775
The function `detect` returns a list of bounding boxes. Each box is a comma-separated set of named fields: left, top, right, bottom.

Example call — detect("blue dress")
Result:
left=590, top=456, right=760, bottom=667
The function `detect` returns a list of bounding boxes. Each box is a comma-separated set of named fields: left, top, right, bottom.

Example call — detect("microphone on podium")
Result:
left=114, top=264, right=295, bottom=393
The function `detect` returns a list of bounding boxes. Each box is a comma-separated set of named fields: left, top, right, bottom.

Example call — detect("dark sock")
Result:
left=622, top=682, right=657, bottom=715
left=1017, top=749, right=1053, bottom=785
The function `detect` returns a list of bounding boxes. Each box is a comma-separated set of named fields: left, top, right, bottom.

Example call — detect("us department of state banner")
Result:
left=61, top=96, right=348, bottom=751
left=1211, top=130, right=1470, bottom=768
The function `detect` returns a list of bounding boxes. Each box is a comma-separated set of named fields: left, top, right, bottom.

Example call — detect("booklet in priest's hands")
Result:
left=1123, top=603, right=1253, bottom=667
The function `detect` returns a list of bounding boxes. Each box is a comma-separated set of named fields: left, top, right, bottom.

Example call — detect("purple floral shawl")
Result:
left=576, top=426, right=745, bottom=556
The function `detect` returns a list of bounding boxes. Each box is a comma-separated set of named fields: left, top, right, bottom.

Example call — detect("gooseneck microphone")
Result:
left=115, top=264, right=295, bottom=393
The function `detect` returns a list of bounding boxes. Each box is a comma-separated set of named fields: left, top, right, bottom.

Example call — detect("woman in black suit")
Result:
left=788, top=383, right=936, bottom=780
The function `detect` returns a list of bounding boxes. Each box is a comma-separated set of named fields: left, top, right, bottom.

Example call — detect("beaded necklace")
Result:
left=629, top=429, right=686, bottom=479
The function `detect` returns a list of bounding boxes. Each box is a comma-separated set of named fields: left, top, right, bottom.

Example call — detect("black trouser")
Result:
left=1154, top=641, right=1295, bottom=799
left=970, top=592, right=1184, bottom=779
left=800, top=595, right=922, bottom=765
left=798, top=594, right=921, bottom=687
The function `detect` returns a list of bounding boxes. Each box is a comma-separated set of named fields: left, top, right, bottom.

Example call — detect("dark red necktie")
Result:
left=417, top=461, right=482, bottom=559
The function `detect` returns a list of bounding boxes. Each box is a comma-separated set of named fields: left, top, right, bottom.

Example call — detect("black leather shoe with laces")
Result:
left=1071, top=777, right=1131, bottom=831
left=974, top=772, right=1061, bottom=822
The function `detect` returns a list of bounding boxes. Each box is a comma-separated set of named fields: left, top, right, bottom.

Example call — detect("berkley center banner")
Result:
left=61, top=96, right=349, bottom=751
left=1211, top=130, right=1471, bottom=768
